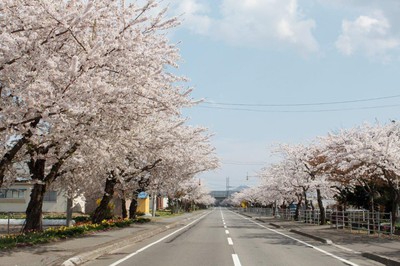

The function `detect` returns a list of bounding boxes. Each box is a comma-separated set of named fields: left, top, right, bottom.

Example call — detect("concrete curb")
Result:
left=289, top=229, right=333, bottom=244
left=269, top=222, right=283, bottom=229
left=361, top=252, right=400, bottom=266
left=254, top=218, right=266, bottom=224
left=288, top=228, right=400, bottom=266
left=240, top=213, right=253, bottom=219
left=61, top=214, right=201, bottom=266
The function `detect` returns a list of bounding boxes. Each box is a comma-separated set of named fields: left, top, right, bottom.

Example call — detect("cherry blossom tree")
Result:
left=321, top=122, right=400, bottom=226
left=151, top=125, right=219, bottom=214
left=1, top=0, right=216, bottom=231
left=88, top=118, right=219, bottom=221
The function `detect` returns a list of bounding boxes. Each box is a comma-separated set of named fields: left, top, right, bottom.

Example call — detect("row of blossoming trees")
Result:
left=0, top=0, right=218, bottom=232
left=230, top=122, right=400, bottom=226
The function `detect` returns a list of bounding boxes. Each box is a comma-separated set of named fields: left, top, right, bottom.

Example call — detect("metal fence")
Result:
left=330, top=210, right=393, bottom=236
left=0, top=212, right=74, bottom=235
left=242, top=207, right=274, bottom=217
left=240, top=207, right=394, bottom=236
left=0, top=212, right=25, bottom=234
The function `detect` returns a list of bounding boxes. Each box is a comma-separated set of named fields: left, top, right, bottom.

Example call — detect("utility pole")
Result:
left=66, top=196, right=73, bottom=226
left=226, top=177, right=230, bottom=197
left=152, top=192, right=156, bottom=217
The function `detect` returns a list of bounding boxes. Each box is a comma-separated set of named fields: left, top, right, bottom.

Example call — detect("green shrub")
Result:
left=0, top=217, right=146, bottom=250
left=134, top=217, right=151, bottom=223
left=73, top=216, right=91, bottom=223
left=0, top=212, right=25, bottom=219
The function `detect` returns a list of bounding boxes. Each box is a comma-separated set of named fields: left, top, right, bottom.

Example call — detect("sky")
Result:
left=159, top=0, right=400, bottom=191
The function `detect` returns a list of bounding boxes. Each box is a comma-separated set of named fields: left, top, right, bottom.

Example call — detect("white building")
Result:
left=0, top=182, right=85, bottom=213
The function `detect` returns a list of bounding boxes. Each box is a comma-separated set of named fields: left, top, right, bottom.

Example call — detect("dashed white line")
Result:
left=221, top=210, right=243, bottom=266
left=232, top=254, right=242, bottom=266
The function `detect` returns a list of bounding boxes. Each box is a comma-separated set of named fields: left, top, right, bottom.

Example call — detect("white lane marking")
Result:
left=109, top=212, right=210, bottom=266
left=332, top=244, right=361, bottom=254
left=224, top=225, right=227, bottom=229
left=227, top=237, right=233, bottom=245
left=232, top=254, right=242, bottom=266
left=225, top=230, right=230, bottom=234
left=231, top=212, right=359, bottom=266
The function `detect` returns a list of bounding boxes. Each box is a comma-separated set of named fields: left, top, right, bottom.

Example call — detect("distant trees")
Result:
left=1, top=0, right=218, bottom=232
left=236, top=121, right=400, bottom=227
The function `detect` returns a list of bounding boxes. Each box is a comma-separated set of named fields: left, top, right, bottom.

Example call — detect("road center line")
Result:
left=225, top=230, right=229, bottom=234
left=231, top=211, right=359, bottom=266
left=227, top=237, right=233, bottom=245
left=109, top=212, right=210, bottom=266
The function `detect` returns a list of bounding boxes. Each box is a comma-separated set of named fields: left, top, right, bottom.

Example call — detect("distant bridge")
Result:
left=210, top=190, right=236, bottom=205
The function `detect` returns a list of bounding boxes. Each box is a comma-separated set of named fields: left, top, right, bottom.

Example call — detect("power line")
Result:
left=197, top=103, right=400, bottom=113
left=222, top=160, right=266, bottom=166
left=203, top=94, right=400, bottom=107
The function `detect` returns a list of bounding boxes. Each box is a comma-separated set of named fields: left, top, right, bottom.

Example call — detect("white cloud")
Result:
left=336, top=12, right=400, bottom=60
left=168, top=0, right=319, bottom=54
left=171, top=0, right=212, bottom=35
left=164, top=0, right=400, bottom=59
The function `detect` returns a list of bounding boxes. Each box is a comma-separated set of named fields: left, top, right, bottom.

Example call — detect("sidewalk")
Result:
left=240, top=211, right=400, bottom=266
left=0, top=211, right=204, bottom=266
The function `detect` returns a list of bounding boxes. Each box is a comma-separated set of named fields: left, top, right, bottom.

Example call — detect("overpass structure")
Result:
left=211, top=186, right=249, bottom=205
left=210, top=191, right=236, bottom=205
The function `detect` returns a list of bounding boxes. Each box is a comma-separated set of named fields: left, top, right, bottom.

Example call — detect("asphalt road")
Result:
left=83, top=208, right=384, bottom=266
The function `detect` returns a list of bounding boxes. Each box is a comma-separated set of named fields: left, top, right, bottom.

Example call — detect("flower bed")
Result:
left=0, top=217, right=150, bottom=250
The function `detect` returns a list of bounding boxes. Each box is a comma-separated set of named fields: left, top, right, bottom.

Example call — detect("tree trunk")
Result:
left=23, top=183, right=46, bottom=232
left=129, top=189, right=140, bottom=219
left=295, top=194, right=303, bottom=221
left=0, top=118, right=40, bottom=187
left=23, top=154, right=47, bottom=233
left=316, top=188, right=326, bottom=225
left=168, top=197, right=174, bottom=214
left=303, top=190, right=309, bottom=210
left=391, top=189, right=400, bottom=231
left=173, top=199, right=180, bottom=214
left=23, top=142, right=78, bottom=232
left=121, top=198, right=128, bottom=219
left=92, top=175, right=117, bottom=224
